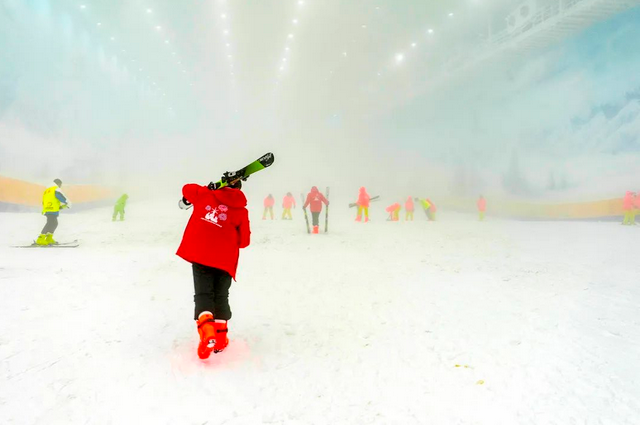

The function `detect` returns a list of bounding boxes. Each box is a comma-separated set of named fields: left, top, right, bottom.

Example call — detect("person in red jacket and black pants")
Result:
left=177, top=180, right=251, bottom=359
left=303, top=186, right=329, bottom=234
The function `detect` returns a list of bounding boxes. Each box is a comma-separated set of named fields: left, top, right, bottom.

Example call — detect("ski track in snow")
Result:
left=1, top=200, right=639, bottom=424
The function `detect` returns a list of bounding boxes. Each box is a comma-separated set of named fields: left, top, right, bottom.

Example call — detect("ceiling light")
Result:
left=97, top=22, right=102, bottom=26
left=80, top=5, right=86, bottom=10
left=285, top=47, right=290, bottom=51
left=156, top=25, right=162, bottom=30
left=343, top=52, right=347, bottom=57
left=293, top=19, right=298, bottom=24
left=288, top=34, right=293, bottom=39
left=224, top=30, right=229, bottom=35
left=448, top=12, right=454, bottom=17
left=411, top=42, right=417, bottom=48
left=427, top=29, right=434, bottom=34
left=146, top=8, right=152, bottom=13
left=165, top=40, right=169, bottom=44
left=298, top=0, right=304, bottom=5
left=110, top=37, right=115, bottom=41
left=362, top=25, right=367, bottom=29
left=395, top=53, right=404, bottom=63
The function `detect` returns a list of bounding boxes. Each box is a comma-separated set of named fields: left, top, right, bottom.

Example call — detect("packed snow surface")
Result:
left=1, top=200, right=639, bottom=424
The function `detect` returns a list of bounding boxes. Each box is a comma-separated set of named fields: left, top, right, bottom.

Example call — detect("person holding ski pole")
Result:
left=263, top=194, right=275, bottom=220
left=177, top=179, right=250, bottom=359
left=112, top=194, right=128, bottom=221
left=303, top=186, right=329, bottom=234
left=282, top=192, right=296, bottom=220
left=355, top=187, right=370, bottom=222
left=36, top=179, right=71, bottom=246
left=405, top=196, right=414, bottom=221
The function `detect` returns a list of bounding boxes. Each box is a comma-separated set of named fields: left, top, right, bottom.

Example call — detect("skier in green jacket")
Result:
left=112, top=194, right=128, bottom=221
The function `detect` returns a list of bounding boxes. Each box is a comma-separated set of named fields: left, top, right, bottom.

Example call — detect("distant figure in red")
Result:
left=477, top=195, right=487, bottom=221
left=263, top=194, right=275, bottom=220
left=405, top=196, right=414, bottom=221
left=282, top=192, right=296, bottom=220
left=303, top=186, right=329, bottom=234
left=355, top=187, right=370, bottom=222
left=386, top=203, right=401, bottom=221
left=426, top=198, right=437, bottom=221
left=622, top=191, right=635, bottom=225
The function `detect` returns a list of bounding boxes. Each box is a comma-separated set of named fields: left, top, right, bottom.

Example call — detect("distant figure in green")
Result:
left=113, top=194, right=128, bottom=221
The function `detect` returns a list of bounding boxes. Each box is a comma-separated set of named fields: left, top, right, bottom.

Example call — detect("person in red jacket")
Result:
left=177, top=180, right=251, bottom=359
left=405, top=196, right=414, bottom=221
left=477, top=195, right=487, bottom=221
left=355, top=187, right=370, bottom=222
left=263, top=194, right=275, bottom=220
left=282, top=192, right=296, bottom=220
left=386, top=203, right=401, bottom=221
left=622, top=191, right=635, bottom=225
left=303, top=186, right=329, bottom=234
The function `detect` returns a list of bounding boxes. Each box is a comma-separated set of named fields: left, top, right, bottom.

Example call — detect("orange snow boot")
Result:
left=213, top=320, right=229, bottom=353
left=313, top=225, right=319, bottom=234
left=196, top=312, right=216, bottom=359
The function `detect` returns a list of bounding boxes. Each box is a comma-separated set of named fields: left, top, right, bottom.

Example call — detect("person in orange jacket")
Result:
left=405, top=196, right=414, bottom=221
left=282, top=192, right=296, bottom=220
left=355, top=187, right=371, bottom=222
left=386, top=203, right=401, bottom=221
left=263, top=194, right=275, bottom=220
left=622, top=191, right=635, bottom=225
left=303, top=186, right=329, bottom=234
left=477, top=195, right=487, bottom=221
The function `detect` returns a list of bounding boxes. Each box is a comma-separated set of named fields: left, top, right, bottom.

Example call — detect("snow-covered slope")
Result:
left=1, top=201, right=639, bottom=424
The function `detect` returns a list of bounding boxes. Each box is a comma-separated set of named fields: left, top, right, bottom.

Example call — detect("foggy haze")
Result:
left=1, top=0, right=639, bottom=201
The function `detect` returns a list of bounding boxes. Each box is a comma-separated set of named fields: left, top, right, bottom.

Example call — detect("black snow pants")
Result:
left=192, top=263, right=232, bottom=321
left=41, top=215, right=59, bottom=234
left=311, top=212, right=320, bottom=226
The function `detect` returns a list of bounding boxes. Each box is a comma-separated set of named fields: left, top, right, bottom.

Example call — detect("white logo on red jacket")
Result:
left=201, top=205, right=228, bottom=227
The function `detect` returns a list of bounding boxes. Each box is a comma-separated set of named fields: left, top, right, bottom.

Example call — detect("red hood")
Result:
left=311, top=186, right=319, bottom=193
left=211, top=187, right=247, bottom=208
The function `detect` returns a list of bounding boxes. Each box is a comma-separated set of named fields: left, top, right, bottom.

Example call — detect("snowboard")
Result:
left=13, top=240, right=79, bottom=248
left=301, top=193, right=311, bottom=234
left=349, top=195, right=380, bottom=208
left=208, top=152, right=275, bottom=190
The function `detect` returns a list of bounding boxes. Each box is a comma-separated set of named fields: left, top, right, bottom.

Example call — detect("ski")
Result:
left=349, top=195, right=380, bottom=208
left=325, top=187, right=330, bottom=233
left=301, top=193, right=311, bottom=234
left=208, top=152, right=275, bottom=190
left=13, top=240, right=79, bottom=248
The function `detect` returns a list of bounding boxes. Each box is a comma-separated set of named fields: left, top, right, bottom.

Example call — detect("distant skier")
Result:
left=386, top=203, right=401, bottom=221
left=303, top=186, right=329, bottom=234
left=262, top=194, right=275, bottom=220
left=282, top=192, right=296, bottom=220
left=635, top=192, right=640, bottom=224
left=477, top=195, right=487, bottom=221
left=36, top=179, right=71, bottom=246
left=416, top=198, right=437, bottom=221
left=405, top=196, right=414, bottom=221
left=355, top=187, right=370, bottom=222
left=622, top=191, right=635, bottom=225
left=112, top=194, right=128, bottom=221
left=426, top=198, right=437, bottom=221
left=177, top=180, right=250, bottom=359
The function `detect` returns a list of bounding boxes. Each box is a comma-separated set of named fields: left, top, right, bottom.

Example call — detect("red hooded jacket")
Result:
left=303, top=186, right=329, bottom=213
left=357, top=187, right=371, bottom=207
left=623, top=191, right=634, bottom=211
left=405, top=196, right=414, bottom=212
left=283, top=194, right=296, bottom=209
left=177, top=184, right=250, bottom=279
left=264, top=196, right=275, bottom=208
left=477, top=197, right=487, bottom=212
